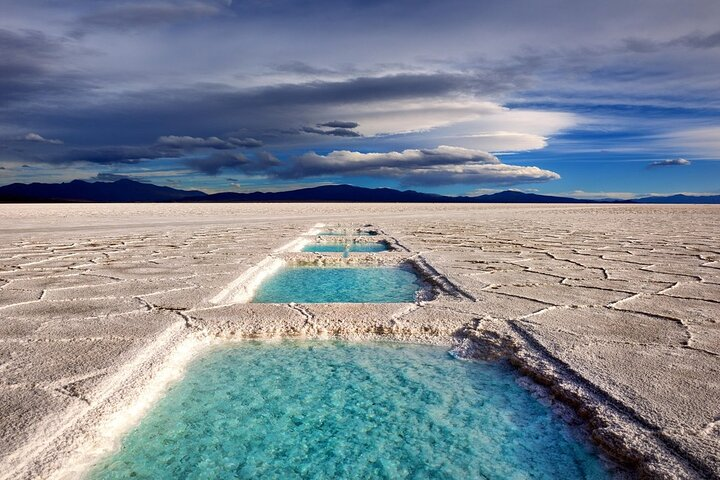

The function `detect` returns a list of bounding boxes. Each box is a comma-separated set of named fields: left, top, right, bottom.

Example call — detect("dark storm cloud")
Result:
left=203, top=71, right=513, bottom=111
left=303, top=120, right=361, bottom=137
left=73, top=1, right=223, bottom=34
left=254, top=151, right=282, bottom=169
left=301, top=127, right=361, bottom=137
left=154, top=135, right=262, bottom=150
left=670, top=30, right=720, bottom=49
left=648, top=158, right=691, bottom=168
left=92, top=172, right=136, bottom=182
left=53, top=146, right=181, bottom=165
left=266, top=72, right=516, bottom=104
left=184, top=151, right=281, bottom=175
left=318, top=121, right=359, bottom=129
left=270, top=61, right=344, bottom=76
left=0, top=28, right=91, bottom=106
left=12, top=133, right=265, bottom=168
left=184, top=152, right=249, bottom=175
left=7, top=72, right=518, bottom=146
left=0, top=28, right=59, bottom=60
left=228, top=137, right=263, bottom=148
left=156, top=135, right=235, bottom=149
left=621, top=38, right=660, bottom=54
left=621, top=30, right=720, bottom=56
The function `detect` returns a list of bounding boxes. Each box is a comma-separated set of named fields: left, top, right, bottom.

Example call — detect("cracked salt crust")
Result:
left=0, top=204, right=718, bottom=479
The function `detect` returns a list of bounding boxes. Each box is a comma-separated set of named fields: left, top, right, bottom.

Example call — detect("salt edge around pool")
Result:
left=210, top=224, right=323, bottom=305
left=87, top=341, right=616, bottom=480
left=68, top=337, right=620, bottom=480
left=51, top=334, right=213, bottom=480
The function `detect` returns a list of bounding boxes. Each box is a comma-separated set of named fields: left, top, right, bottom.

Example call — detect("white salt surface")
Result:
left=0, top=203, right=718, bottom=479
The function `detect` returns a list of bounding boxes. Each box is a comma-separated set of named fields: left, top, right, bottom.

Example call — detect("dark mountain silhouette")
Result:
left=0, top=179, right=207, bottom=202
left=192, top=184, right=596, bottom=203
left=467, top=190, right=590, bottom=203
left=633, top=194, right=720, bottom=204
left=0, top=179, right=717, bottom=203
left=195, top=184, right=455, bottom=203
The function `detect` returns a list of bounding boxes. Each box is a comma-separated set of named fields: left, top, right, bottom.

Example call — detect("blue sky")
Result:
left=1, top=0, right=719, bottom=198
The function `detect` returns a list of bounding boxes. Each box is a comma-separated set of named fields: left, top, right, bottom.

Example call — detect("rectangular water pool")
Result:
left=301, top=242, right=389, bottom=253
left=318, top=230, right=378, bottom=236
left=88, top=341, right=614, bottom=480
left=252, top=265, right=424, bottom=303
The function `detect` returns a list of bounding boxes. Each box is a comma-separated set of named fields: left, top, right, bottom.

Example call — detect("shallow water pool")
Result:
left=318, top=230, right=378, bottom=236
left=89, top=342, right=612, bottom=480
left=302, top=242, right=388, bottom=253
left=252, top=266, right=423, bottom=303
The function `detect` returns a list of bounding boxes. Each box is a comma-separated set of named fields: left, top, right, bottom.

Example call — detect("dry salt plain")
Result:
left=0, top=203, right=718, bottom=479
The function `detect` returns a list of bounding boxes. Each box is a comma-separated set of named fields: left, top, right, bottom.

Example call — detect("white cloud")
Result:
left=648, top=158, right=691, bottom=167
left=565, top=190, right=638, bottom=200
left=343, top=99, right=503, bottom=136
left=23, top=133, right=63, bottom=145
left=465, top=187, right=500, bottom=196
left=450, top=131, right=548, bottom=151
left=445, top=109, right=577, bottom=152
left=322, top=99, right=577, bottom=153
left=660, top=127, right=720, bottom=157
left=285, top=145, right=560, bottom=186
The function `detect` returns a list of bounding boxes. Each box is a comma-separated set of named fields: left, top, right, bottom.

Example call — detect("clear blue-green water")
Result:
left=89, top=342, right=612, bottom=480
left=302, top=242, right=388, bottom=253
left=252, top=266, right=423, bottom=303
left=319, top=231, right=378, bottom=236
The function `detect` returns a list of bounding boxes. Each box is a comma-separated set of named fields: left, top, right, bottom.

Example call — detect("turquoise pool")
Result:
left=252, top=266, right=423, bottom=303
left=302, top=242, right=388, bottom=253
left=89, top=342, right=613, bottom=480
left=318, top=231, right=378, bottom=236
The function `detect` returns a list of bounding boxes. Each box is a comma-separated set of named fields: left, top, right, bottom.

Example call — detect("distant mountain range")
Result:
left=191, top=184, right=592, bottom=203
left=0, top=179, right=718, bottom=204
left=628, top=193, right=720, bottom=204
left=0, top=179, right=206, bottom=202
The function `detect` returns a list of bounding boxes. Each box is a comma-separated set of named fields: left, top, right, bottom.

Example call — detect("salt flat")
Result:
left=0, top=203, right=718, bottom=479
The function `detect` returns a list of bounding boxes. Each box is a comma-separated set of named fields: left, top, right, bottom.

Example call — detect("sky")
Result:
left=1, top=0, right=719, bottom=198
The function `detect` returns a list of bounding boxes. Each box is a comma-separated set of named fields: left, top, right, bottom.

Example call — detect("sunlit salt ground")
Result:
left=253, top=266, right=422, bottom=303
left=89, top=342, right=612, bottom=480
left=302, top=242, right=388, bottom=253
